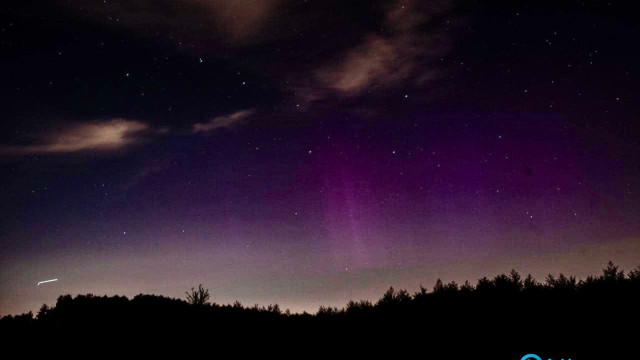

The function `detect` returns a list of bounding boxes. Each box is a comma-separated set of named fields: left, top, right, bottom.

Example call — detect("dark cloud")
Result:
left=57, top=0, right=285, bottom=46
left=52, top=0, right=458, bottom=106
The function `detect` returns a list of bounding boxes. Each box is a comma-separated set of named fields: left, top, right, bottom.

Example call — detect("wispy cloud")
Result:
left=60, top=0, right=283, bottom=45
left=192, top=0, right=282, bottom=41
left=0, top=118, right=149, bottom=155
left=121, top=158, right=173, bottom=191
left=297, top=0, right=455, bottom=101
left=317, top=35, right=405, bottom=96
left=193, top=109, right=255, bottom=133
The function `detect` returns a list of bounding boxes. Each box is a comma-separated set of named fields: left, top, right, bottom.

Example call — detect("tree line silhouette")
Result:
left=2, top=261, right=638, bottom=358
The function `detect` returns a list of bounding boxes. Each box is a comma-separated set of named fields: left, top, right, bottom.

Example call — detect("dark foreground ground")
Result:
left=2, top=262, right=638, bottom=359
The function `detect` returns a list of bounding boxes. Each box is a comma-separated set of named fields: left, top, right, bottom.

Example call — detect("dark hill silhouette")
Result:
left=2, top=261, right=639, bottom=358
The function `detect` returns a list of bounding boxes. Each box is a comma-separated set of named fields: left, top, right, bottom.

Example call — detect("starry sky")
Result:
left=1, top=0, right=639, bottom=315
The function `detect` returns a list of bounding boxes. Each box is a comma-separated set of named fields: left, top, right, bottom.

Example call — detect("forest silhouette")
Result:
left=2, top=261, right=638, bottom=358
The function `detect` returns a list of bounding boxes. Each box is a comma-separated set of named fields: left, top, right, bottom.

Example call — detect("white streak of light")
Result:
left=37, top=279, right=58, bottom=286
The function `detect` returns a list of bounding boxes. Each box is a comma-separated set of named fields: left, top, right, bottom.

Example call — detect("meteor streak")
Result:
left=37, top=279, right=58, bottom=286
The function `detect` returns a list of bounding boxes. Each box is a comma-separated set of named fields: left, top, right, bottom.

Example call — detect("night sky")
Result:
left=1, top=0, right=639, bottom=316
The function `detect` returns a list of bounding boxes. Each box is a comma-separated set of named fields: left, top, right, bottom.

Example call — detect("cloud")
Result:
left=52, top=0, right=458, bottom=105
left=193, top=0, right=282, bottom=41
left=59, top=0, right=283, bottom=45
left=121, top=158, right=173, bottom=191
left=193, top=109, right=255, bottom=133
left=317, top=35, right=406, bottom=96
left=298, top=0, right=455, bottom=101
left=0, top=118, right=149, bottom=155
